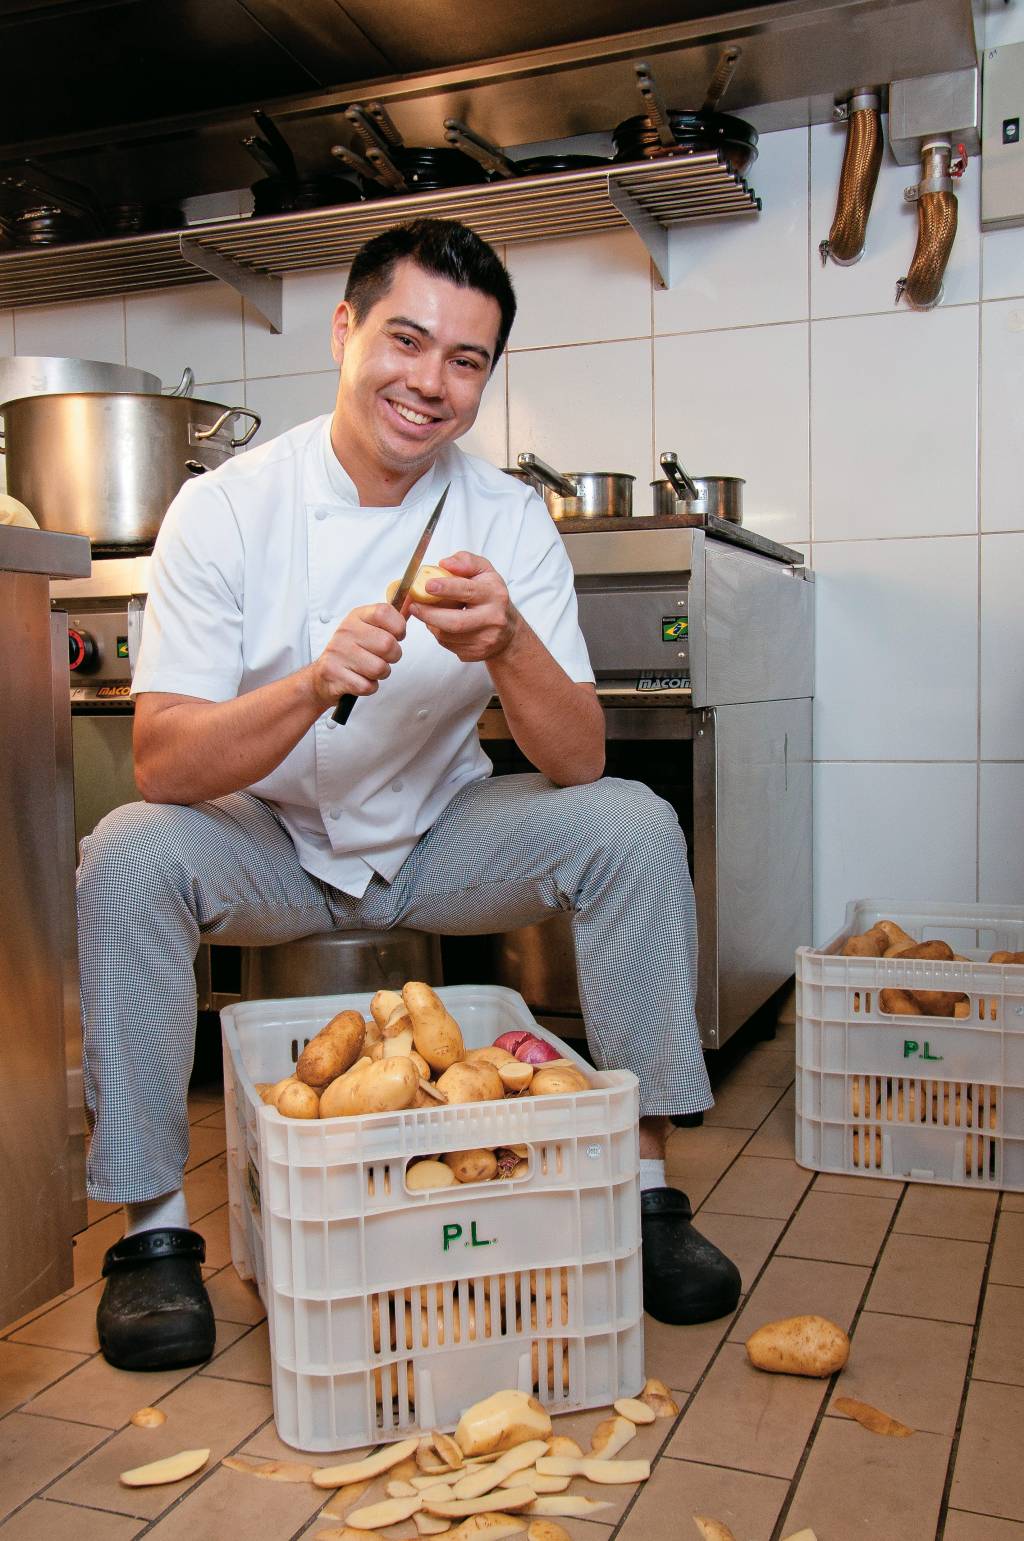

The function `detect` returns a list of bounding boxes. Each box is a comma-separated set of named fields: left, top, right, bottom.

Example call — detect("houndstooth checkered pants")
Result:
left=77, top=773, right=712, bottom=1204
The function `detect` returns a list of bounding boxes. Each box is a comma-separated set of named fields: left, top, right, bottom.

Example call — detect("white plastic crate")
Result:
left=796, top=899, right=1024, bottom=1191
left=221, top=984, right=643, bottom=1452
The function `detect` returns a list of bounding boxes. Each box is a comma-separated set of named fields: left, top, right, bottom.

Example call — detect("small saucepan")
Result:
left=516, top=452, right=634, bottom=520
left=652, top=451, right=744, bottom=524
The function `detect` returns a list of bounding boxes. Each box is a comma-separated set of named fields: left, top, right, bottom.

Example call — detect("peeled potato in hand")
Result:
left=386, top=564, right=447, bottom=607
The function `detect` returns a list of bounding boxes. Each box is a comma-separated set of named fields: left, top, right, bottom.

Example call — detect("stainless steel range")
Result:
left=475, top=512, right=814, bottom=1051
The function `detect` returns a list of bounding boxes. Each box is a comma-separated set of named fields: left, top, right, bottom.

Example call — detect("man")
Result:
left=79, top=218, right=740, bottom=1372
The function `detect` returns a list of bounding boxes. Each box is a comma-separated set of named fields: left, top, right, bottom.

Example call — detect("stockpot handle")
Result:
left=516, top=452, right=578, bottom=499
left=659, top=451, right=701, bottom=502
left=166, top=366, right=195, bottom=398
left=192, top=406, right=262, bottom=448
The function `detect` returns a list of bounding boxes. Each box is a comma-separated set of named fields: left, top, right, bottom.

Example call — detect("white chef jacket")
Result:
left=131, top=415, right=595, bottom=896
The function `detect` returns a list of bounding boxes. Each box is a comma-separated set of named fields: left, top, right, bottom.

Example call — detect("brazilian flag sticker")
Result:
left=662, top=617, right=688, bottom=641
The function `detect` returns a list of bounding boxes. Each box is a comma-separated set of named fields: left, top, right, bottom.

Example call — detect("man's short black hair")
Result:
left=344, top=218, right=517, bottom=367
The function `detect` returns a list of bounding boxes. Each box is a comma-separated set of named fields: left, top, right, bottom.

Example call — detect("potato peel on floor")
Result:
left=222, top=1456, right=315, bottom=1482
left=320, top=1478, right=373, bottom=1517
left=692, top=1517, right=737, bottom=1541
left=832, top=1396, right=915, bottom=1437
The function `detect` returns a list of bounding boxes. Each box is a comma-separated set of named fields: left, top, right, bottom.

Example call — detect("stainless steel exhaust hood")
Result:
left=0, top=0, right=977, bottom=206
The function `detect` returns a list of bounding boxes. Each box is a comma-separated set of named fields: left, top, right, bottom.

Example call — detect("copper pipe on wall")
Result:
left=819, top=89, right=882, bottom=266
left=896, top=139, right=958, bottom=310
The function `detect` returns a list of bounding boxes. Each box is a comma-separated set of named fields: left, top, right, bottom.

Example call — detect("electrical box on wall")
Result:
left=982, top=42, right=1024, bottom=229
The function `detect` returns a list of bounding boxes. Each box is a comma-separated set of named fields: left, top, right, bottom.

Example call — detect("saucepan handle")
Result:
left=516, top=452, right=578, bottom=499
left=660, top=451, right=701, bottom=503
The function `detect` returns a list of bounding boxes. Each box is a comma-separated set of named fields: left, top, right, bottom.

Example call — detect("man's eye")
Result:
left=394, top=334, right=415, bottom=348
left=453, top=357, right=481, bottom=371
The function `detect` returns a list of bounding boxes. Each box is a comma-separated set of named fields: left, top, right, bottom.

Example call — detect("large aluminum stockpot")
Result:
left=0, top=355, right=162, bottom=408
left=0, top=391, right=260, bottom=550
left=515, top=451, right=634, bottom=521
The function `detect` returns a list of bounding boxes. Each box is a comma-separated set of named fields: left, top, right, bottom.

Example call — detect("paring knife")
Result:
left=331, top=481, right=451, bottom=726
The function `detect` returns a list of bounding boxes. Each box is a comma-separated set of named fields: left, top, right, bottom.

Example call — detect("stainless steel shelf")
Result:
left=0, top=154, right=759, bottom=328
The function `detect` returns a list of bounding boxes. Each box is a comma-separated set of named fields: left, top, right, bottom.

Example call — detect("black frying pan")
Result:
left=612, top=53, right=758, bottom=177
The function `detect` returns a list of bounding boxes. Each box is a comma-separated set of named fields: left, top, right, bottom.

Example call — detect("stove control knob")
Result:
left=68, top=628, right=98, bottom=673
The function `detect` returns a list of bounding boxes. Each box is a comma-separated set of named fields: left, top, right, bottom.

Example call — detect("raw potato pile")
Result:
left=841, top=917, right=1023, bottom=1020
left=849, top=1073, right=999, bottom=1177
left=255, top=984, right=592, bottom=1133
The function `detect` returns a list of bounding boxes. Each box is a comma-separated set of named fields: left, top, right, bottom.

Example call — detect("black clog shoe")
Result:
left=641, top=1187, right=742, bottom=1326
left=97, top=1227, right=215, bottom=1371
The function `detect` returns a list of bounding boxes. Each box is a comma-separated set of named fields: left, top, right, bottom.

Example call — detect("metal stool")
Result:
left=238, top=926, right=442, bottom=1002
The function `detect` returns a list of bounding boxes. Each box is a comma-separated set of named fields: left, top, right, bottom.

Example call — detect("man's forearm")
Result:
left=134, top=668, right=324, bottom=805
left=487, top=616, right=605, bottom=786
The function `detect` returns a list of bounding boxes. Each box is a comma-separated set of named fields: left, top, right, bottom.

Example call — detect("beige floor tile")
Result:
left=23, top=1323, right=250, bottom=1428
left=974, top=1285, right=1024, bottom=1387
left=825, top=1310, right=972, bottom=1436
left=687, top=1213, right=785, bottom=1293
left=205, top=1266, right=266, bottom=1326
left=782, top=1416, right=951, bottom=1539
left=0, top=1341, right=88, bottom=1418
left=1002, top=1193, right=1024, bottom=1212
left=8, top=1282, right=104, bottom=1354
left=239, top=1420, right=335, bottom=1462
left=86, top=1199, right=122, bottom=1228
left=136, top=1463, right=326, bottom=1541
left=45, top=1374, right=273, bottom=1519
left=71, top=1212, right=125, bottom=1291
left=0, top=1498, right=145, bottom=1540
left=619, top=1453, right=788, bottom=1541
left=812, top=1172, right=906, bottom=1197
left=666, top=1340, right=826, bottom=1477
left=188, top=1094, right=223, bottom=1126
left=703, top=1082, right=786, bottom=1131
left=729, top=1256, right=869, bottom=1342
left=642, top=1307, right=738, bottom=1395
left=201, top=1322, right=271, bottom=1385
left=951, top=1380, right=1024, bottom=1522
left=989, top=1211, right=1024, bottom=1287
left=868, top=1233, right=988, bottom=1324
left=895, top=1184, right=999, bottom=1243
left=193, top=1206, right=232, bottom=1271
left=185, top=1125, right=228, bottom=1172
left=182, top=1155, right=230, bottom=1223
left=743, top=1086, right=797, bottom=1160
left=719, top=1046, right=795, bottom=1090
left=777, top=1190, right=896, bottom=1267
left=944, top=1512, right=1024, bottom=1538
left=0, top=1413, right=107, bottom=1524
left=700, top=1155, right=813, bottom=1220
left=195, top=1109, right=226, bottom=1130
left=664, top=1125, right=749, bottom=1211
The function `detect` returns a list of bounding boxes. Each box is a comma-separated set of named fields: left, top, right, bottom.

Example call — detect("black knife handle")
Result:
left=332, top=693, right=357, bottom=725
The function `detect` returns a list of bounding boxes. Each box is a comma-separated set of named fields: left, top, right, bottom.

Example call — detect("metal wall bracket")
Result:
left=179, top=235, right=283, bottom=333
left=607, top=178, right=674, bottom=288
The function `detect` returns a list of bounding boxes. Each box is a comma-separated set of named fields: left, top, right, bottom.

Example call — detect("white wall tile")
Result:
left=125, top=283, right=243, bottom=388
left=980, top=299, right=1024, bottom=531
left=810, top=120, right=981, bottom=318
left=811, top=306, right=979, bottom=541
left=244, top=369, right=336, bottom=446
left=505, top=231, right=651, bottom=351
left=812, top=762, right=978, bottom=942
left=812, top=537, right=978, bottom=761
left=654, top=322, right=809, bottom=544
left=981, top=0, right=1024, bottom=46
left=244, top=266, right=347, bottom=379
left=980, top=531, right=1024, bottom=759
left=654, top=126, right=810, bottom=335
left=507, top=338, right=653, bottom=494
left=12, top=296, right=125, bottom=364
left=0, top=312, right=13, bottom=355
left=979, top=763, right=1024, bottom=902
left=982, top=225, right=1024, bottom=301
left=458, top=355, right=507, bottom=467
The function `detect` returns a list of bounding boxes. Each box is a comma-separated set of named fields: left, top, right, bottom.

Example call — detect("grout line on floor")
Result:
left=934, top=1191, right=1005, bottom=1541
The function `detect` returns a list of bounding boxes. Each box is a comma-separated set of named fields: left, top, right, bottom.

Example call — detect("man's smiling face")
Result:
left=331, top=259, right=501, bottom=489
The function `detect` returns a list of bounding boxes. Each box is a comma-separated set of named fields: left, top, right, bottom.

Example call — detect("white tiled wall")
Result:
left=2, top=87, right=1021, bottom=942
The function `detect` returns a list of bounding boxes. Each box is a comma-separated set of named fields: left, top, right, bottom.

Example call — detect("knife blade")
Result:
left=331, top=481, right=451, bottom=726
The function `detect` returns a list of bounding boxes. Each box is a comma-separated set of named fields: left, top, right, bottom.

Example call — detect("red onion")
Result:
left=493, top=1029, right=536, bottom=1057
left=513, top=1037, right=562, bottom=1065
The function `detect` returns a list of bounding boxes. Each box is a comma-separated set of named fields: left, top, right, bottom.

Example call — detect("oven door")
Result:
left=71, top=705, right=139, bottom=848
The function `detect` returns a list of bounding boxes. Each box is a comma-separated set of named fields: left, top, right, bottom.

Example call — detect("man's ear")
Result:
left=330, top=300, right=354, bottom=365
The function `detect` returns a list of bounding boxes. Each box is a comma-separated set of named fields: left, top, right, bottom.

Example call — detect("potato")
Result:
left=320, top=1056, right=419, bottom=1118
left=745, top=1314, right=850, bottom=1377
left=296, top=1010, right=366, bottom=1089
left=130, top=1406, right=167, bottom=1428
left=879, top=988, right=922, bottom=1016
left=444, top=1148, right=499, bottom=1184
left=898, top=939, right=955, bottom=962
left=454, top=1519, right=526, bottom=1541
left=527, top=1523, right=569, bottom=1541
left=431, top=1433, right=465, bottom=1471
left=382, top=1027, right=416, bottom=1059
left=989, top=951, right=1024, bottom=964
left=387, top=564, right=448, bottom=607
left=527, top=1066, right=590, bottom=1096
left=371, top=989, right=405, bottom=1029
left=410, top=1050, right=432, bottom=1079
left=841, top=930, right=885, bottom=957
left=120, top=1449, right=210, bottom=1486
left=454, top=1391, right=552, bottom=1458
left=437, top=1062, right=503, bottom=1105
left=883, top=942, right=916, bottom=958
left=535, top=1457, right=650, bottom=1485
left=263, top=1074, right=298, bottom=1107
left=414, top=1079, right=448, bottom=1108
left=544, top=1437, right=583, bottom=1459
left=954, top=998, right=971, bottom=1018
left=692, top=1521, right=737, bottom=1541
left=276, top=1081, right=321, bottom=1119
left=905, top=989, right=965, bottom=1018
left=404, top=982, right=465, bottom=1071
left=464, top=1046, right=517, bottom=1068
left=877, top=920, right=915, bottom=948
left=422, top=1295, right=493, bottom=1347
left=408, top=1159, right=458, bottom=1191
left=497, top=1062, right=533, bottom=1094
left=852, top=1128, right=882, bottom=1168
left=385, top=1004, right=414, bottom=1035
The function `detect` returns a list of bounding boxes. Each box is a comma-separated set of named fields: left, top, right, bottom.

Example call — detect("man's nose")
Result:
left=405, top=349, right=444, bottom=399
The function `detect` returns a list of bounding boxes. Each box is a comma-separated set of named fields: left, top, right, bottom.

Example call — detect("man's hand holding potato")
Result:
left=405, top=551, right=518, bottom=663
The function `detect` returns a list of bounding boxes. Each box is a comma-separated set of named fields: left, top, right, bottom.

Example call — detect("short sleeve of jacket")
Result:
left=506, top=492, right=595, bottom=685
left=130, top=477, right=245, bottom=702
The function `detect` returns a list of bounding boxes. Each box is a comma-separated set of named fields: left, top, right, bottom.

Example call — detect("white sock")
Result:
left=639, top=1158, right=667, bottom=1193
left=124, top=1190, right=190, bottom=1237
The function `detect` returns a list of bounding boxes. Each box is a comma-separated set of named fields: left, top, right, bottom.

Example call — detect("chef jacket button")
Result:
left=416, top=707, right=429, bottom=720
left=328, top=807, right=341, bottom=821
left=391, top=779, right=404, bottom=793
left=315, top=508, right=328, bottom=521
left=320, top=611, right=331, bottom=624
